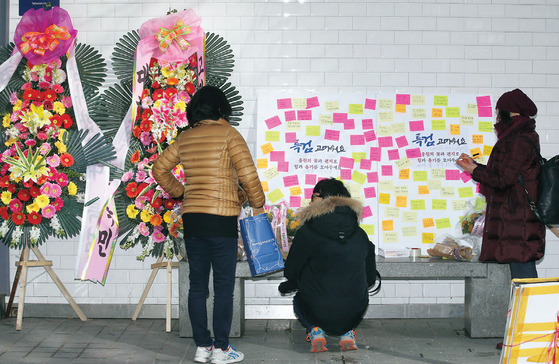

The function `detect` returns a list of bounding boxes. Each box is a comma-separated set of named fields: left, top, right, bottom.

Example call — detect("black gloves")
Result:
left=278, top=280, right=298, bottom=295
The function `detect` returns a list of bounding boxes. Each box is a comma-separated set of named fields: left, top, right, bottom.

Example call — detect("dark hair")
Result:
left=498, top=109, right=512, bottom=125
left=186, top=85, right=232, bottom=125
left=312, top=178, right=351, bottom=199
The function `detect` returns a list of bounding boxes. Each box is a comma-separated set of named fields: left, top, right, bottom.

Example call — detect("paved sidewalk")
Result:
left=0, top=317, right=503, bottom=363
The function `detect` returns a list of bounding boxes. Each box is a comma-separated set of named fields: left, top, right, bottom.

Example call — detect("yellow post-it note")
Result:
left=292, top=98, right=307, bottom=109
left=360, top=224, right=374, bottom=236
left=382, top=220, right=394, bottom=231
left=265, top=130, right=281, bottom=142
left=383, top=232, right=398, bottom=243
left=411, top=95, right=425, bottom=105
left=286, top=120, right=301, bottom=131
left=440, top=187, right=455, bottom=198
left=378, top=111, right=394, bottom=122
left=410, top=199, right=426, bottom=210
left=478, top=121, right=494, bottom=133
left=319, top=114, right=333, bottom=125
left=378, top=99, right=393, bottom=110
left=263, top=167, right=279, bottom=180
left=461, top=115, right=474, bottom=126
left=472, top=134, right=484, bottom=144
left=352, top=152, right=367, bottom=163
left=470, top=147, right=483, bottom=159
left=377, top=124, right=392, bottom=136
left=267, top=188, right=284, bottom=204
left=395, top=104, right=406, bottom=113
left=432, top=108, right=443, bottom=118
left=413, top=171, right=428, bottom=182
left=395, top=195, right=408, bottom=208
left=431, top=168, right=446, bottom=179
left=385, top=206, right=400, bottom=218
left=432, top=199, right=447, bottom=210
left=446, top=107, right=460, bottom=118
left=432, top=119, right=446, bottom=131
left=349, top=104, right=364, bottom=114
left=395, top=158, right=411, bottom=171
left=418, top=185, right=430, bottom=195
left=427, top=179, right=442, bottom=190
left=391, top=122, right=406, bottom=134
left=423, top=218, right=435, bottom=228
left=452, top=199, right=467, bottom=211
left=257, top=158, right=268, bottom=169
left=450, top=124, right=460, bottom=135
left=378, top=180, right=394, bottom=192
left=402, top=226, right=417, bottom=237
left=435, top=218, right=452, bottom=229
left=260, top=143, right=274, bottom=154
left=433, top=95, right=448, bottom=106
left=402, top=211, right=417, bottom=223
left=422, top=232, right=434, bottom=244
left=352, top=170, right=367, bottom=185
left=458, top=187, right=474, bottom=198
left=324, top=101, right=339, bottom=112
left=399, top=168, right=410, bottom=179
left=306, top=125, right=321, bottom=136
left=379, top=193, right=391, bottom=205
left=483, top=145, right=493, bottom=156
left=261, top=181, right=269, bottom=192
left=394, top=185, right=409, bottom=196
left=412, top=108, right=426, bottom=119
left=466, top=103, right=477, bottom=114
left=290, top=186, right=302, bottom=195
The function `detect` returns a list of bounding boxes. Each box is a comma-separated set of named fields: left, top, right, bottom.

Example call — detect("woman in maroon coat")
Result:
left=456, top=89, right=545, bottom=279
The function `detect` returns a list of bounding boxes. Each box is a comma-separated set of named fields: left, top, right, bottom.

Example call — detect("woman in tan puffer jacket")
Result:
left=153, top=86, right=264, bottom=363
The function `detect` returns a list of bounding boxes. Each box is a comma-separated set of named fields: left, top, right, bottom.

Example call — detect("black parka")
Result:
left=283, top=196, right=377, bottom=335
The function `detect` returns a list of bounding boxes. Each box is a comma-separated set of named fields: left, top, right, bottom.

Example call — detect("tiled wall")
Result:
left=6, top=0, right=559, bottom=319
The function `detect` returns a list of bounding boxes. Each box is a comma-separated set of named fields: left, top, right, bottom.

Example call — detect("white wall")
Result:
left=7, top=0, right=559, bottom=319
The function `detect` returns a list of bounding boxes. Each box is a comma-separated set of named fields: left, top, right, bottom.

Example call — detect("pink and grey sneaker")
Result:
left=306, top=326, right=328, bottom=353
left=339, top=330, right=358, bottom=351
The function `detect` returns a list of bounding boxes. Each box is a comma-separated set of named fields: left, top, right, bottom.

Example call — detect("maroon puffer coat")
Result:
left=472, top=116, right=545, bottom=263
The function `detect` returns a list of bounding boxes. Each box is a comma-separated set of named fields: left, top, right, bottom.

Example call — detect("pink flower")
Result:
left=39, top=142, right=51, bottom=155
left=9, top=92, right=18, bottom=105
left=46, top=154, right=60, bottom=167
left=137, top=158, right=150, bottom=170
left=135, top=196, right=149, bottom=210
left=144, top=170, right=156, bottom=184
left=53, top=197, right=64, bottom=211
left=55, top=172, right=68, bottom=187
left=30, top=72, right=39, bottom=82
left=24, top=140, right=36, bottom=147
left=38, top=81, right=50, bottom=90
left=121, top=171, right=134, bottom=182
left=139, top=132, right=151, bottom=146
left=177, top=91, right=191, bottom=103
left=40, top=183, right=55, bottom=198
left=9, top=198, right=23, bottom=212
left=61, top=96, right=72, bottom=108
left=135, top=170, right=147, bottom=182
left=138, top=222, right=149, bottom=236
left=44, top=67, right=53, bottom=82
left=36, top=132, right=48, bottom=141
left=52, top=84, right=63, bottom=93
left=41, top=205, right=56, bottom=218
left=151, top=230, right=165, bottom=243
left=49, top=184, right=62, bottom=198
left=21, top=82, right=32, bottom=90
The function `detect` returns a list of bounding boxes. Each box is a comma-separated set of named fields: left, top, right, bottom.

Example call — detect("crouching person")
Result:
left=278, top=178, right=378, bottom=352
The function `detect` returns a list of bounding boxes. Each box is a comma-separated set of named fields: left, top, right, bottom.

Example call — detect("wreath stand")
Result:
left=12, top=246, right=87, bottom=330
left=132, top=253, right=179, bottom=332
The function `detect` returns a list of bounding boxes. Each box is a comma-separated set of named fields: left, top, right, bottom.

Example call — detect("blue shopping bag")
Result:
left=239, top=213, right=284, bottom=276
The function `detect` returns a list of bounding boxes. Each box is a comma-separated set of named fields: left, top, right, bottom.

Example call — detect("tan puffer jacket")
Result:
left=152, top=118, right=265, bottom=216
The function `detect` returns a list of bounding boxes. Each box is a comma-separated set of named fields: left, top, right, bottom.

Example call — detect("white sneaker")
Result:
left=194, top=345, right=213, bottom=363
left=210, top=345, right=244, bottom=363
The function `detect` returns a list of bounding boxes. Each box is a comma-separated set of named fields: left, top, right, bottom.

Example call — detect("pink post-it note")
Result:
left=284, top=110, right=296, bottom=121
left=360, top=159, right=372, bottom=170
left=405, top=148, right=421, bottom=159
left=445, top=169, right=461, bottom=180
left=387, top=149, right=400, bottom=161
left=304, top=188, right=314, bottom=199
left=344, top=119, right=356, bottom=130
left=340, top=169, right=352, bottom=180
left=476, top=183, right=480, bottom=194
left=364, top=129, right=377, bottom=142
left=409, top=120, right=425, bottom=132
left=333, top=113, right=348, bottom=123
left=364, top=98, right=376, bottom=110
left=306, top=96, right=320, bottom=109
left=396, top=94, right=411, bottom=105
left=283, top=175, right=299, bottom=187
left=290, top=196, right=301, bottom=208
left=277, top=98, right=292, bottom=109
left=324, top=129, right=340, bottom=141
left=362, top=119, right=374, bottom=130
left=350, top=135, right=365, bottom=145
left=305, top=174, right=317, bottom=185
left=369, top=147, right=382, bottom=161
left=318, top=176, right=328, bottom=182
left=362, top=205, right=373, bottom=219
left=381, top=165, right=393, bottom=176
left=364, top=186, right=377, bottom=199
left=297, top=110, right=312, bottom=120
left=339, top=156, right=355, bottom=169
left=378, top=136, right=394, bottom=148
left=367, top=172, right=379, bottom=183
left=285, top=132, right=297, bottom=143
left=270, top=151, right=285, bottom=162
left=395, top=135, right=409, bottom=148
left=460, top=171, right=473, bottom=183
left=476, top=95, right=491, bottom=107
left=265, top=115, right=282, bottom=130
left=478, top=106, right=492, bottom=117
left=277, top=161, right=289, bottom=172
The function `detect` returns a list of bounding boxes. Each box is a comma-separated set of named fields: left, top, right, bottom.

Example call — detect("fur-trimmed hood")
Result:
left=296, top=196, right=363, bottom=242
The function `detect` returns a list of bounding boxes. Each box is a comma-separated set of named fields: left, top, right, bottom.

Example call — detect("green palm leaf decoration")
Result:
left=205, top=32, right=234, bottom=84
left=0, top=43, right=27, bottom=91
left=90, top=79, right=133, bottom=139
left=74, top=43, right=107, bottom=99
left=221, top=82, right=243, bottom=126
left=112, top=30, right=140, bottom=83
left=63, top=129, right=117, bottom=173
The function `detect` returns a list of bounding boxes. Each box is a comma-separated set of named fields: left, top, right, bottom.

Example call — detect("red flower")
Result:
left=140, top=119, right=152, bottom=132
left=29, top=186, right=40, bottom=198
left=36, top=174, right=48, bottom=185
left=142, top=109, right=153, bottom=119
left=0, top=176, right=10, bottom=188
left=42, top=90, right=57, bottom=102
left=164, top=88, right=177, bottom=98
left=148, top=153, right=159, bottom=162
left=151, top=197, right=163, bottom=209
left=23, top=179, right=34, bottom=188
left=164, top=199, right=176, bottom=210
left=60, top=153, right=74, bottom=167
left=152, top=89, right=164, bottom=101
left=132, top=125, right=142, bottom=138
left=6, top=183, right=16, bottom=193
left=125, top=182, right=139, bottom=198
left=17, top=189, right=31, bottom=202
left=11, top=212, right=26, bottom=225
left=52, top=84, right=64, bottom=93
left=52, top=197, right=64, bottom=211
left=0, top=206, right=9, bottom=220
left=34, top=90, right=44, bottom=101
left=189, top=54, right=198, bottom=68
left=152, top=82, right=160, bottom=89
left=138, top=183, right=149, bottom=193
left=61, top=114, right=73, bottom=129
left=28, top=211, right=42, bottom=225
left=185, top=82, right=196, bottom=94
left=42, top=100, right=53, bottom=110
left=141, top=89, right=150, bottom=99
left=23, top=89, right=35, bottom=100
left=130, top=150, right=141, bottom=164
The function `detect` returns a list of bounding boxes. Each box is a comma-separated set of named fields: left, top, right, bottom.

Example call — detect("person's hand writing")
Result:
left=456, top=153, right=477, bottom=174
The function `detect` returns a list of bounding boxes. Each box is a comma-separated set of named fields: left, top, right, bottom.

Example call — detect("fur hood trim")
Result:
left=297, top=196, right=363, bottom=225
